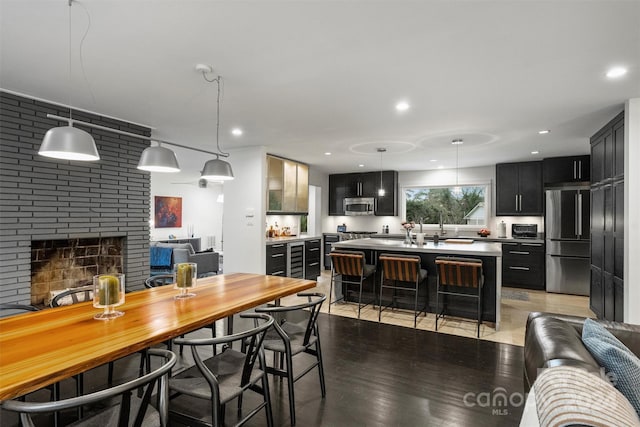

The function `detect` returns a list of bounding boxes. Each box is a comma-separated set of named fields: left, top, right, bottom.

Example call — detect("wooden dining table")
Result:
left=0, top=273, right=316, bottom=401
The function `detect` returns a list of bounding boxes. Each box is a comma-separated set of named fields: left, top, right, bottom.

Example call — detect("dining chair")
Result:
left=0, top=303, right=39, bottom=317
left=1, top=303, right=82, bottom=426
left=254, top=292, right=326, bottom=426
left=378, top=253, right=428, bottom=328
left=435, top=256, right=485, bottom=338
left=145, top=273, right=218, bottom=356
left=328, top=250, right=376, bottom=319
left=168, top=313, right=275, bottom=427
left=144, top=274, right=175, bottom=288
left=1, top=348, right=176, bottom=427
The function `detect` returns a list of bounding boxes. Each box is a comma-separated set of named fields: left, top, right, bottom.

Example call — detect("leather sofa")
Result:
left=150, top=241, right=219, bottom=276
left=524, top=311, right=640, bottom=391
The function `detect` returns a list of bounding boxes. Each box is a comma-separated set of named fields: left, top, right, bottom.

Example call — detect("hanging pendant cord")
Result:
left=68, top=0, right=73, bottom=122
left=201, top=71, right=228, bottom=157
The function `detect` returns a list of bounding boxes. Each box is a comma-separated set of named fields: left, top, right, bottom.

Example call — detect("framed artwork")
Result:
left=154, top=196, right=182, bottom=228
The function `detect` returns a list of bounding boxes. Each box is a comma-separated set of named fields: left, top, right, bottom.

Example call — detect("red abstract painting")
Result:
left=154, top=196, right=182, bottom=228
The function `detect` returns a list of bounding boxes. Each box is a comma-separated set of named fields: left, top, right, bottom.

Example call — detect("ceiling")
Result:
left=2, top=0, right=639, bottom=175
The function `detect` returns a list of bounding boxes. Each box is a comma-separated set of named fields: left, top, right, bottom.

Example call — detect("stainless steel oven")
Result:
left=344, top=197, right=374, bottom=216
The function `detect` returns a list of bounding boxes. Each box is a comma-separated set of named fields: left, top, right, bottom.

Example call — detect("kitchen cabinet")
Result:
left=374, top=171, right=398, bottom=216
left=328, top=171, right=398, bottom=216
left=323, top=233, right=340, bottom=269
left=496, top=161, right=543, bottom=216
left=266, top=243, right=287, bottom=276
left=329, top=175, right=349, bottom=215
left=501, top=241, right=545, bottom=290
left=267, top=154, right=309, bottom=214
left=590, top=111, right=624, bottom=321
left=305, top=238, right=321, bottom=280
left=542, top=155, right=590, bottom=184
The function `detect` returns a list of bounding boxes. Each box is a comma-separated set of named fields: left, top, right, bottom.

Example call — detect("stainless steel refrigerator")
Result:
left=545, top=186, right=590, bottom=295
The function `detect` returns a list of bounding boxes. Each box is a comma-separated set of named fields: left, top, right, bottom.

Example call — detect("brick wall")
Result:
left=0, top=90, right=151, bottom=304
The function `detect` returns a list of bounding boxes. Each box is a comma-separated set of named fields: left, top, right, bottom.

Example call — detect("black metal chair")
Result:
left=255, top=292, right=326, bottom=426
left=435, top=256, right=484, bottom=338
left=145, top=274, right=217, bottom=356
left=168, top=313, right=275, bottom=427
left=329, top=250, right=376, bottom=319
left=1, top=348, right=176, bottom=427
left=49, top=285, right=93, bottom=307
left=144, top=274, right=175, bottom=288
left=378, top=253, right=428, bottom=328
left=0, top=303, right=39, bottom=317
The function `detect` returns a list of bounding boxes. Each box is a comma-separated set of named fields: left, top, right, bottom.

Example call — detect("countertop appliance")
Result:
left=545, top=186, right=590, bottom=296
left=344, top=197, right=374, bottom=216
left=512, top=224, right=538, bottom=239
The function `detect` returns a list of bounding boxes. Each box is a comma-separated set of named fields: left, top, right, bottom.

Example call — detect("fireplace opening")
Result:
left=31, top=237, right=125, bottom=306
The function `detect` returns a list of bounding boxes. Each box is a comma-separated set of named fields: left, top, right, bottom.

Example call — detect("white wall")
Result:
left=223, top=146, right=267, bottom=274
left=150, top=146, right=224, bottom=250
left=625, top=99, right=640, bottom=324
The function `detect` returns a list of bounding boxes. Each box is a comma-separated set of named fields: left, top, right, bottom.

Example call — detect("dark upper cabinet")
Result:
left=329, top=171, right=398, bottom=216
left=328, top=174, right=349, bottom=215
left=542, top=155, right=590, bottom=184
left=496, top=161, right=543, bottom=216
left=374, top=171, right=398, bottom=216
left=590, top=110, right=624, bottom=321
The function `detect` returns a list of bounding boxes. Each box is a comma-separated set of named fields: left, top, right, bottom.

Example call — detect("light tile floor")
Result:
left=283, top=271, right=595, bottom=347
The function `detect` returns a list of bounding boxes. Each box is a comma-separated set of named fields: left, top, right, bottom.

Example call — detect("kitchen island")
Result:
left=332, top=238, right=503, bottom=330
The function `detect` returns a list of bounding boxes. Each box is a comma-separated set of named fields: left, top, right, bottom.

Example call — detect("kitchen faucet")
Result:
left=439, top=212, right=447, bottom=235
left=418, top=218, right=423, bottom=233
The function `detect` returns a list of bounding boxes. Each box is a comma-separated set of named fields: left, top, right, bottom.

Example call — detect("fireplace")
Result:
left=31, top=237, right=125, bottom=306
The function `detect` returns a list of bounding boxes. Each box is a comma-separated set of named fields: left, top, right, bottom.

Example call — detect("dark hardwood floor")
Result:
left=1, top=313, right=525, bottom=426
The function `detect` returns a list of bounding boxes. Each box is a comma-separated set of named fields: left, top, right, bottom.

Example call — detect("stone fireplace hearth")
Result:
left=31, top=237, right=124, bottom=306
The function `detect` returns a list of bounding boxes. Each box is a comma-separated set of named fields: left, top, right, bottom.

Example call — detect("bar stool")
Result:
left=378, top=253, right=428, bottom=328
left=435, top=256, right=484, bottom=338
left=329, top=250, right=376, bottom=319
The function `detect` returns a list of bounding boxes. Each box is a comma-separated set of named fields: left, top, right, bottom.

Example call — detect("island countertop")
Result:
left=332, top=238, right=502, bottom=256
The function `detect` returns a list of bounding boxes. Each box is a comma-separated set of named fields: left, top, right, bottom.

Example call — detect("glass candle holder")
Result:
left=174, top=262, right=197, bottom=299
left=93, top=274, right=125, bottom=320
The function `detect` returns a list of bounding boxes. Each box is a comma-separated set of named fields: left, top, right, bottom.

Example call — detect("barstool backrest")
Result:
left=330, top=251, right=366, bottom=276
left=379, top=254, right=421, bottom=282
left=435, top=257, right=483, bottom=288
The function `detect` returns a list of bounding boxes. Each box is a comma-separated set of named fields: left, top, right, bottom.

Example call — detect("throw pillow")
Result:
left=582, top=318, right=640, bottom=417
left=533, top=366, right=640, bottom=427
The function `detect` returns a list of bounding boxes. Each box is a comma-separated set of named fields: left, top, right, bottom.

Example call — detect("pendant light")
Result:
left=39, top=0, right=99, bottom=162
left=377, top=148, right=386, bottom=196
left=137, top=142, right=180, bottom=172
left=452, top=138, right=463, bottom=195
left=199, top=65, right=234, bottom=181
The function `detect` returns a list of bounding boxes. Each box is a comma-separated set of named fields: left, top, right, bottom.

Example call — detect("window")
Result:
left=404, top=185, right=488, bottom=227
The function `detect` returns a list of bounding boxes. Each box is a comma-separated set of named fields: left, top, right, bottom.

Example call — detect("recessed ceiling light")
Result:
left=538, top=129, right=550, bottom=135
left=395, top=101, right=410, bottom=112
left=430, top=159, right=438, bottom=162
left=324, top=152, right=331, bottom=156
left=358, top=164, right=365, bottom=168
left=531, top=151, right=539, bottom=155
left=606, top=66, right=627, bottom=79
left=231, top=128, right=243, bottom=136
left=451, top=139, right=464, bottom=145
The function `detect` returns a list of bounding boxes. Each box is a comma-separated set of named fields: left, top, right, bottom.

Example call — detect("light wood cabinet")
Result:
left=267, top=155, right=309, bottom=214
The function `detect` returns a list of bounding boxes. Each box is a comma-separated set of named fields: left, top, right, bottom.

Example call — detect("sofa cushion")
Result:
left=524, top=315, right=600, bottom=389
left=582, top=318, right=640, bottom=416
left=529, top=366, right=640, bottom=427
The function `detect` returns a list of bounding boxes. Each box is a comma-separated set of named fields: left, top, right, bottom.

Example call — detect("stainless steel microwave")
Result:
left=344, top=197, right=374, bottom=216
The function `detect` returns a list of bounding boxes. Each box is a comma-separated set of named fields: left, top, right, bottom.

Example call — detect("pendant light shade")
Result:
left=201, top=157, right=234, bottom=181
left=39, top=126, right=100, bottom=161
left=137, top=145, right=180, bottom=172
